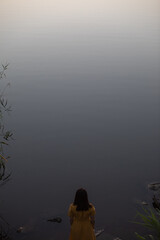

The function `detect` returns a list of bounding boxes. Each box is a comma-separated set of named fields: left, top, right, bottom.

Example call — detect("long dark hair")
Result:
left=73, top=188, right=92, bottom=211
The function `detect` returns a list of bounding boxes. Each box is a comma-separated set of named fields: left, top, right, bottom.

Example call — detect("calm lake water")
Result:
left=0, top=0, right=160, bottom=239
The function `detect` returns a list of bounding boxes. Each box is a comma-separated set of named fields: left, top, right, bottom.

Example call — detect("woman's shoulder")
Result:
left=89, top=203, right=96, bottom=213
left=89, top=203, right=95, bottom=208
left=69, top=203, right=76, bottom=210
left=68, top=203, right=76, bottom=216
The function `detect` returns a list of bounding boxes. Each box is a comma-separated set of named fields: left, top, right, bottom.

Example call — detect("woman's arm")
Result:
left=68, top=204, right=74, bottom=225
left=90, top=215, right=95, bottom=229
left=69, top=217, right=73, bottom=225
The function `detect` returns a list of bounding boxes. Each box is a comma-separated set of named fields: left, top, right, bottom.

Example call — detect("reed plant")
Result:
left=0, top=64, right=12, bottom=239
left=0, top=63, right=12, bottom=183
left=134, top=207, right=160, bottom=240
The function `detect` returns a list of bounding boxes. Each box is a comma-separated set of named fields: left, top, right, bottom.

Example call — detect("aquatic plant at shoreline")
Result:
left=134, top=207, right=160, bottom=240
left=0, top=215, right=10, bottom=240
left=0, top=63, right=13, bottom=183
left=0, top=64, right=9, bottom=80
left=0, top=63, right=13, bottom=240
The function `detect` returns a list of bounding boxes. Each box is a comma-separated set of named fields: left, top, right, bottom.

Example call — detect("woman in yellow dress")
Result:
left=68, top=188, right=96, bottom=240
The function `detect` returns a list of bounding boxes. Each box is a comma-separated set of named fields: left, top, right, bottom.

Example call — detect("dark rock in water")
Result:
left=113, top=238, right=123, bottom=240
left=141, top=201, right=148, bottom=206
left=152, top=195, right=160, bottom=211
left=16, top=224, right=35, bottom=233
left=16, top=217, right=37, bottom=234
left=96, top=232, right=114, bottom=240
left=47, top=217, right=62, bottom=223
left=148, top=182, right=160, bottom=191
left=95, top=229, right=104, bottom=237
left=17, top=227, right=24, bottom=233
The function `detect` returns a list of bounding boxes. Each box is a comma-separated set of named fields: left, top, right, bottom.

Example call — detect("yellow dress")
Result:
left=68, top=203, right=96, bottom=240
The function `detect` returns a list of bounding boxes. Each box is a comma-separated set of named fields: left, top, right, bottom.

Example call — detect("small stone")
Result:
left=17, top=227, right=24, bottom=233
left=47, top=217, right=62, bottom=223
left=95, top=229, right=104, bottom=237
left=148, top=182, right=160, bottom=191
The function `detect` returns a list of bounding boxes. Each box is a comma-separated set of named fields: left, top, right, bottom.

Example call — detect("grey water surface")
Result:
left=0, top=0, right=160, bottom=239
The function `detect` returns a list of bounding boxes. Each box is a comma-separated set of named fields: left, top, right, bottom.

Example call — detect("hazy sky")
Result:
left=1, top=0, right=160, bottom=30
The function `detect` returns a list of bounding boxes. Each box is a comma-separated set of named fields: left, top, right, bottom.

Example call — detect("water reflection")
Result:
left=0, top=0, right=160, bottom=239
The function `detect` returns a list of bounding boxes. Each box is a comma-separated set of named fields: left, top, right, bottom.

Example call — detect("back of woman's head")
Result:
left=73, top=188, right=91, bottom=211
